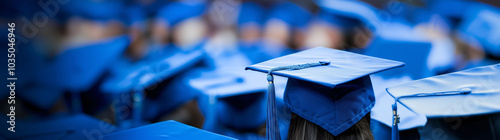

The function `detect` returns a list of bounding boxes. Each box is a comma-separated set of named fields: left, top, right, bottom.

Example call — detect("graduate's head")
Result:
left=152, top=1, right=207, bottom=48
left=288, top=112, right=373, bottom=140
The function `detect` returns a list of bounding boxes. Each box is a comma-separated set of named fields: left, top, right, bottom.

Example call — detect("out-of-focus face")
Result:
left=239, top=22, right=261, bottom=44
left=303, top=22, right=344, bottom=50
left=173, top=17, right=208, bottom=49
left=263, top=19, right=290, bottom=46
left=151, top=18, right=170, bottom=45
left=65, top=17, right=125, bottom=47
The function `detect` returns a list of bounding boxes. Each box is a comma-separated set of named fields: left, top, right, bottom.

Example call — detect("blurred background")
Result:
left=1, top=0, right=500, bottom=139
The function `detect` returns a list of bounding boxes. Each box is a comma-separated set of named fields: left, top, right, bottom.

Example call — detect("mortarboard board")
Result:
left=388, top=64, right=500, bottom=140
left=0, top=114, right=117, bottom=140
left=459, top=3, right=500, bottom=58
left=156, top=1, right=206, bottom=27
left=188, top=67, right=267, bottom=132
left=245, top=47, right=404, bottom=139
left=103, top=120, right=236, bottom=140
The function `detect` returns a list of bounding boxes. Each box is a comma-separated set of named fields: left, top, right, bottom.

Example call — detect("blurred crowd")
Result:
left=1, top=0, right=500, bottom=139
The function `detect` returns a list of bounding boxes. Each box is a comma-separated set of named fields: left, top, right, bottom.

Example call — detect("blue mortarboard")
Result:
left=26, top=36, right=129, bottom=111
left=364, top=23, right=432, bottom=80
left=268, top=1, right=312, bottom=29
left=103, top=120, right=235, bottom=140
left=245, top=47, right=404, bottom=139
left=156, top=1, right=206, bottom=27
left=459, top=3, right=500, bottom=58
left=428, top=0, right=475, bottom=19
left=363, top=25, right=432, bottom=139
left=188, top=67, right=267, bottom=131
left=101, top=47, right=205, bottom=126
left=316, top=10, right=359, bottom=31
left=237, top=2, right=265, bottom=27
left=0, top=114, right=117, bottom=140
left=122, top=6, right=146, bottom=27
left=62, top=0, right=124, bottom=21
left=36, top=35, right=130, bottom=92
left=388, top=64, right=500, bottom=140
left=316, top=0, right=383, bottom=31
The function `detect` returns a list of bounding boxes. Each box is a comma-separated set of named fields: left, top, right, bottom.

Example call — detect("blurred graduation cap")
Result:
left=188, top=67, right=267, bottom=132
left=62, top=0, right=124, bottom=22
left=267, top=1, right=312, bottom=30
left=121, top=6, right=146, bottom=28
left=37, top=35, right=130, bottom=92
left=315, top=0, right=383, bottom=31
left=427, top=0, right=475, bottom=25
left=237, top=1, right=265, bottom=28
left=28, top=35, right=130, bottom=112
left=364, top=23, right=432, bottom=80
left=0, top=114, right=116, bottom=140
left=100, top=48, right=205, bottom=126
left=459, top=3, right=500, bottom=58
left=103, top=120, right=235, bottom=140
left=245, top=47, right=404, bottom=139
left=363, top=25, right=432, bottom=139
left=388, top=64, right=500, bottom=140
left=156, top=1, right=206, bottom=27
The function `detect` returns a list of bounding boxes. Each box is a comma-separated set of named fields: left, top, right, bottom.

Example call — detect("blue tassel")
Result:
left=266, top=74, right=280, bottom=140
left=265, top=61, right=330, bottom=140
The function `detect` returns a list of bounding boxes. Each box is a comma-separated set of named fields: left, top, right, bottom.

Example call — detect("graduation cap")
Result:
left=237, top=1, right=265, bottom=28
left=388, top=64, right=500, bottom=140
left=315, top=0, right=383, bottom=31
left=103, top=120, right=235, bottom=140
left=267, top=1, right=312, bottom=30
left=360, top=22, right=433, bottom=139
left=245, top=47, right=404, bottom=139
left=188, top=67, right=267, bottom=132
left=100, top=48, right=205, bottom=126
left=459, top=3, right=500, bottom=58
left=0, top=114, right=117, bottom=140
left=121, top=6, right=146, bottom=28
left=364, top=23, right=432, bottom=80
left=62, top=0, right=124, bottom=21
left=156, top=1, right=206, bottom=27
left=26, top=35, right=130, bottom=112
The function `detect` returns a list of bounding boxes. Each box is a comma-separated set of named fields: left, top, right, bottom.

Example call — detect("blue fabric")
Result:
left=387, top=64, right=500, bottom=117
left=285, top=76, right=374, bottom=136
left=0, top=114, right=117, bottom=140
left=459, top=3, right=500, bottom=58
left=157, top=1, right=206, bottom=26
left=103, top=120, right=235, bottom=140
left=245, top=47, right=404, bottom=136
